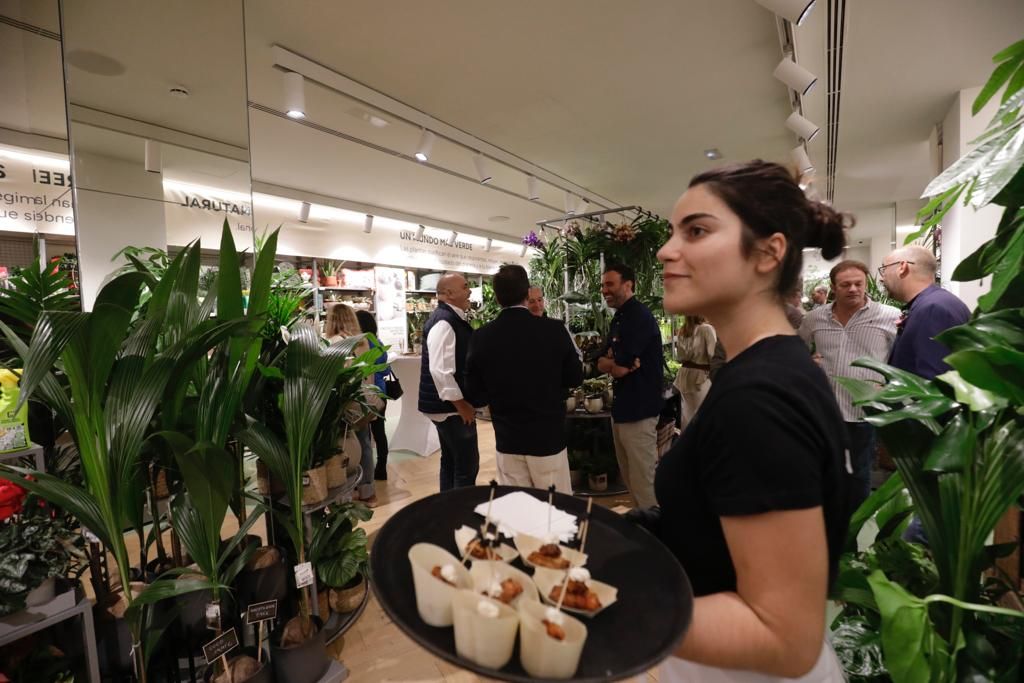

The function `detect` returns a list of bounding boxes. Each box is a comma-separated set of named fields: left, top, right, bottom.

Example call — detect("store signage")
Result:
left=202, top=628, right=239, bottom=663
left=245, top=599, right=279, bottom=625
left=0, top=157, right=76, bottom=235
left=374, top=267, right=408, bottom=354
left=164, top=186, right=253, bottom=249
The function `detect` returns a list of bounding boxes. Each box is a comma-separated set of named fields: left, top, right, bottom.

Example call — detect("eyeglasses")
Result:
left=877, top=260, right=914, bottom=276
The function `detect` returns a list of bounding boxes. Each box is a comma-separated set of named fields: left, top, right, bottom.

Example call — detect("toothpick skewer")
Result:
left=555, top=564, right=572, bottom=613
left=547, top=484, right=555, bottom=538
left=579, top=497, right=594, bottom=553
left=483, top=479, right=498, bottom=537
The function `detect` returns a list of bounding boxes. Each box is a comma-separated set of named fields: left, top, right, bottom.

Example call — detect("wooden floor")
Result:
left=328, top=419, right=653, bottom=682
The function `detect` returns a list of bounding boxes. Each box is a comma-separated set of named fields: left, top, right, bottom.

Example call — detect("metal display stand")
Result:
left=0, top=595, right=101, bottom=683
left=564, top=411, right=628, bottom=497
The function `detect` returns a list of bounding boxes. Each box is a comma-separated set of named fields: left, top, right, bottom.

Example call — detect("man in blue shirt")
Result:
left=879, top=245, right=970, bottom=545
left=879, top=246, right=970, bottom=380
left=597, top=264, right=664, bottom=508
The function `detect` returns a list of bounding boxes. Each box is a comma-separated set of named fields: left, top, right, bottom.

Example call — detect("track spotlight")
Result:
left=774, top=58, right=817, bottom=95
left=526, top=175, right=540, bottom=201
left=564, top=191, right=576, bottom=216
left=415, top=130, right=435, bottom=161
left=485, top=238, right=492, bottom=252
left=284, top=71, right=306, bottom=119
left=364, top=214, right=374, bottom=234
left=577, top=197, right=590, bottom=215
left=416, top=224, right=426, bottom=239
left=448, top=230, right=458, bottom=247
left=472, top=154, right=492, bottom=184
left=144, top=140, right=161, bottom=173
left=298, top=201, right=311, bottom=223
left=791, top=145, right=814, bottom=173
left=786, top=112, right=820, bottom=141
left=754, top=0, right=817, bottom=26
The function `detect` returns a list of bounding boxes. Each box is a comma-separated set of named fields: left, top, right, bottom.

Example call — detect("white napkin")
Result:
left=473, top=491, right=578, bottom=542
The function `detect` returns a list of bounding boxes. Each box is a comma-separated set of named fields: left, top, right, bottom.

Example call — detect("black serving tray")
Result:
left=370, top=485, right=693, bottom=682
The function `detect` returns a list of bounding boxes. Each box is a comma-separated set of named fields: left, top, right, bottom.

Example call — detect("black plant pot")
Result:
left=235, top=548, right=289, bottom=616
left=270, top=618, right=329, bottom=683
left=178, top=586, right=215, bottom=639
left=96, top=612, right=133, bottom=677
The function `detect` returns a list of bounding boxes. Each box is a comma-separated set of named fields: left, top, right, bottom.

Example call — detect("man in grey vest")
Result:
left=418, top=272, right=481, bottom=491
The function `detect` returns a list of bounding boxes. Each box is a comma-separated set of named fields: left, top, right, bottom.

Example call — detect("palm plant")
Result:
left=237, top=325, right=369, bottom=621
left=0, top=241, right=253, bottom=681
left=0, top=238, right=78, bottom=353
left=834, top=37, right=1024, bottom=683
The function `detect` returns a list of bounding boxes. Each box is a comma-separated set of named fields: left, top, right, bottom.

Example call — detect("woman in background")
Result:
left=654, top=160, right=850, bottom=681
left=356, top=309, right=391, bottom=481
left=324, top=304, right=379, bottom=507
left=673, top=315, right=717, bottom=430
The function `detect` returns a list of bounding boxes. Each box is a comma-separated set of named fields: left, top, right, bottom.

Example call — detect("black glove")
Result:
left=623, top=505, right=662, bottom=538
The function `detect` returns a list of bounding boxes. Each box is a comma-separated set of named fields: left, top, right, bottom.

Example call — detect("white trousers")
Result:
left=495, top=449, right=572, bottom=494
left=653, top=639, right=845, bottom=683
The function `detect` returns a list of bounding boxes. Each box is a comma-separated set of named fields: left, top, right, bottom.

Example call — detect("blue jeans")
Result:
left=845, top=421, right=876, bottom=515
left=357, top=426, right=375, bottom=499
left=434, top=415, right=479, bottom=492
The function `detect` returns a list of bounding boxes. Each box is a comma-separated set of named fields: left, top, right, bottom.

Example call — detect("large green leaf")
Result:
left=945, top=347, right=1024, bottom=403
left=868, top=571, right=952, bottom=683
left=845, top=471, right=906, bottom=551
left=14, top=311, right=87, bottom=413
left=936, top=308, right=1024, bottom=352
left=923, top=121, right=1022, bottom=199
left=973, top=55, right=1022, bottom=115
left=951, top=206, right=1024, bottom=282
left=936, top=370, right=1006, bottom=411
left=922, top=413, right=974, bottom=473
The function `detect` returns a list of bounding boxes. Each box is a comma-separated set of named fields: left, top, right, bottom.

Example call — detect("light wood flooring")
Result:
left=328, top=419, right=653, bottom=682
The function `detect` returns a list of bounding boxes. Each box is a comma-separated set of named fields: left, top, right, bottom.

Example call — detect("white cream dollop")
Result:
left=486, top=580, right=503, bottom=598
left=440, top=564, right=457, bottom=584
left=476, top=600, right=500, bottom=618
left=483, top=531, right=497, bottom=542
left=568, top=567, right=591, bottom=583
left=544, top=607, right=565, bottom=625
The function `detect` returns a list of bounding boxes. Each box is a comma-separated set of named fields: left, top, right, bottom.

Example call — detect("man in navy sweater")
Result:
left=418, top=273, right=482, bottom=491
left=598, top=264, right=664, bottom=508
left=879, top=245, right=970, bottom=544
left=466, top=265, right=583, bottom=492
left=880, top=246, right=970, bottom=380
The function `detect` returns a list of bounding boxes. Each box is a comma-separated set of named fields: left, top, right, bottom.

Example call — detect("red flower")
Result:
left=0, top=477, right=27, bottom=521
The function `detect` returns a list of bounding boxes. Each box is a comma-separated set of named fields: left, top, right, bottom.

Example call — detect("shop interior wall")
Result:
left=0, top=3, right=76, bottom=271
left=58, top=0, right=253, bottom=309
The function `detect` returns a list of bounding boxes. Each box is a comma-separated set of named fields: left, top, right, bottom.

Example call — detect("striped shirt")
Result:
left=798, top=299, right=901, bottom=421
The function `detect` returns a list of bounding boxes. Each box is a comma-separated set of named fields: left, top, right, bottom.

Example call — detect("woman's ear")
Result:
left=754, top=232, right=788, bottom=275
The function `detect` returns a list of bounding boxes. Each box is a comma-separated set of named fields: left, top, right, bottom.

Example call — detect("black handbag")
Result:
left=384, top=369, right=403, bottom=400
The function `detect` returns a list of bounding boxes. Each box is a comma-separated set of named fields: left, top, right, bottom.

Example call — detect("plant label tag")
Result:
left=83, top=528, right=100, bottom=543
left=302, top=473, right=311, bottom=486
left=202, top=628, right=238, bottom=663
left=294, top=562, right=314, bottom=588
left=205, top=602, right=221, bottom=629
left=245, top=599, right=278, bottom=625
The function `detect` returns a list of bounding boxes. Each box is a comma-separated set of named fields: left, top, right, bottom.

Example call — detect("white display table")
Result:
left=388, top=355, right=439, bottom=457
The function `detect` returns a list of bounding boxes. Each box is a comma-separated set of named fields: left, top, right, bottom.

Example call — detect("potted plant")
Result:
left=830, top=39, right=1024, bottom=683
left=308, top=502, right=372, bottom=615
left=0, top=493, right=83, bottom=616
left=239, top=325, right=371, bottom=683
left=318, top=260, right=339, bottom=287
left=0, top=224, right=272, bottom=680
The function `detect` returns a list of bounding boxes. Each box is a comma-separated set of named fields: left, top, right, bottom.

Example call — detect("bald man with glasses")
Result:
left=878, top=246, right=970, bottom=380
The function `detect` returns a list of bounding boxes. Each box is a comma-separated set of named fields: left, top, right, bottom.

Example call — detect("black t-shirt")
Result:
left=654, top=335, right=850, bottom=597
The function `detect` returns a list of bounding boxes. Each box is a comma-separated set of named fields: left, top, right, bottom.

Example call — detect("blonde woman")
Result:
left=323, top=304, right=379, bottom=507
left=673, top=315, right=717, bottom=430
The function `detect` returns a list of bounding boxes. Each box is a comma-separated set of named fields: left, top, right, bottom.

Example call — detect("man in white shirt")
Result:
left=417, top=272, right=481, bottom=491
left=799, top=260, right=900, bottom=513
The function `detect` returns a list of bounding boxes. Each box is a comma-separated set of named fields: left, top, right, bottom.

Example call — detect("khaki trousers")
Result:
left=495, top=449, right=572, bottom=494
left=612, top=416, right=659, bottom=509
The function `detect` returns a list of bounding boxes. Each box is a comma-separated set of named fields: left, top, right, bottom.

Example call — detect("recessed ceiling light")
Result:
left=488, top=215, right=510, bottom=223
left=168, top=86, right=190, bottom=99
left=704, top=148, right=722, bottom=160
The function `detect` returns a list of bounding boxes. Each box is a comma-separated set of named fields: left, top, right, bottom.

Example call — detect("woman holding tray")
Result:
left=653, top=160, right=850, bottom=681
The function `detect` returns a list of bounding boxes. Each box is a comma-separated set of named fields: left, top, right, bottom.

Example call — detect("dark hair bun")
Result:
left=806, top=201, right=852, bottom=260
